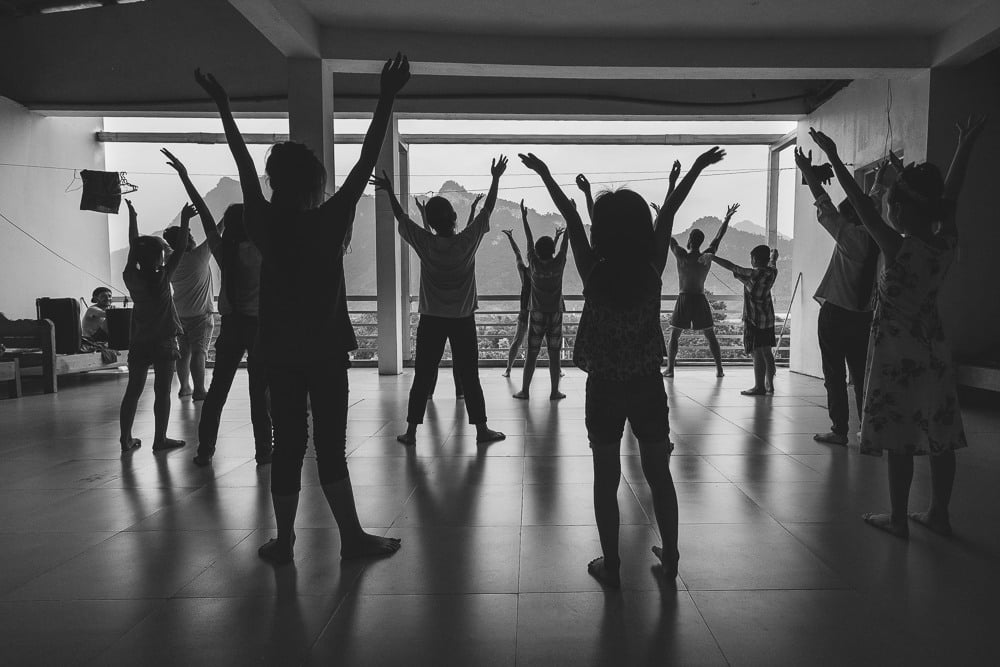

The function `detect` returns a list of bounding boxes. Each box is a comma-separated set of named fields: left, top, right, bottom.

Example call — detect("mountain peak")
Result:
left=438, top=180, right=468, bottom=195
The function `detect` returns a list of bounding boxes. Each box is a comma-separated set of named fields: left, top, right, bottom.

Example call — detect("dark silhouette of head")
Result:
left=133, top=236, right=167, bottom=278
left=535, top=236, right=555, bottom=260
left=220, top=204, right=247, bottom=245
left=425, top=196, right=457, bottom=236
left=750, top=244, right=771, bottom=268
left=163, top=226, right=195, bottom=252
left=591, top=188, right=654, bottom=262
left=687, top=228, right=705, bottom=251
left=266, top=141, right=326, bottom=210
left=883, top=162, right=945, bottom=236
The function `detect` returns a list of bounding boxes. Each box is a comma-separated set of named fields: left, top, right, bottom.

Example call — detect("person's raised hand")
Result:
left=519, top=198, right=529, bottom=222
left=518, top=153, right=549, bottom=176
left=956, top=113, right=988, bottom=146
left=369, top=171, right=394, bottom=194
left=725, top=203, right=741, bottom=219
left=650, top=202, right=661, bottom=215
left=575, top=173, right=591, bottom=194
left=770, top=248, right=780, bottom=263
left=161, top=148, right=187, bottom=176
left=554, top=226, right=565, bottom=239
left=467, top=193, right=484, bottom=225
left=809, top=127, right=838, bottom=158
left=380, top=52, right=410, bottom=97
left=194, top=69, right=228, bottom=105
left=414, top=197, right=427, bottom=216
left=501, top=228, right=513, bottom=237
left=491, top=155, right=509, bottom=178
left=694, top=146, right=726, bottom=169
left=793, top=147, right=813, bottom=172
left=669, top=160, right=681, bottom=185
left=180, top=203, right=197, bottom=224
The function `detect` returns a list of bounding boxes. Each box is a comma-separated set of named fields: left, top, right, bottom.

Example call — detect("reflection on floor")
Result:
left=1, top=368, right=999, bottom=666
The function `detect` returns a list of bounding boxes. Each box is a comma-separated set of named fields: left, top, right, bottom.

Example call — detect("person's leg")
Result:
left=515, top=312, right=543, bottom=399
left=504, top=317, right=528, bottom=376
left=590, top=450, right=623, bottom=588
left=259, top=366, right=308, bottom=564
left=176, top=328, right=193, bottom=397
left=546, top=313, right=564, bottom=399
left=195, top=317, right=242, bottom=464
left=910, top=450, right=956, bottom=536
left=816, top=304, right=850, bottom=444
left=452, top=364, right=464, bottom=399
left=311, top=363, right=401, bottom=558
left=119, top=360, right=150, bottom=451
left=450, top=316, right=504, bottom=442
left=863, top=451, right=913, bottom=538
left=763, top=347, right=776, bottom=393
left=246, top=325, right=273, bottom=464
left=845, top=311, right=873, bottom=428
left=400, top=316, right=449, bottom=445
left=189, top=314, right=213, bottom=400
left=742, top=346, right=767, bottom=395
left=703, top=328, right=724, bottom=377
left=664, top=327, right=681, bottom=377
left=152, top=360, right=184, bottom=450
left=427, top=363, right=439, bottom=399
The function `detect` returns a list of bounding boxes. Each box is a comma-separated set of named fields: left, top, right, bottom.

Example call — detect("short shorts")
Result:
left=743, top=324, right=776, bottom=354
left=585, top=373, right=672, bottom=450
left=178, top=313, right=215, bottom=356
left=670, top=293, right=714, bottom=330
left=528, top=310, right=563, bottom=350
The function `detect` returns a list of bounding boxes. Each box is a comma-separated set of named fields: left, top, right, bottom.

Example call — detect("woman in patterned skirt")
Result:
left=810, top=117, right=985, bottom=538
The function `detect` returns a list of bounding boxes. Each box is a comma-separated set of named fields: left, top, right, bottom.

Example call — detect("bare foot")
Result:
left=396, top=433, right=416, bottom=446
left=651, top=545, right=680, bottom=579
left=120, top=437, right=141, bottom=453
left=341, top=533, right=402, bottom=559
left=258, top=537, right=294, bottom=565
left=550, top=391, right=566, bottom=400
left=716, top=369, right=725, bottom=378
left=813, top=432, right=848, bottom=446
left=908, top=511, right=953, bottom=537
left=662, top=368, right=674, bottom=378
left=152, top=437, right=185, bottom=452
left=587, top=557, right=621, bottom=589
left=476, top=428, right=506, bottom=444
left=862, top=512, right=909, bottom=539
left=741, top=387, right=766, bottom=396
left=512, top=390, right=529, bottom=400
left=502, top=369, right=511, bottom=377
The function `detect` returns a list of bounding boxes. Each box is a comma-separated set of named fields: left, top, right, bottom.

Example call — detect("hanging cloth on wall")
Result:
left=79, top=170, right=138, bottom=214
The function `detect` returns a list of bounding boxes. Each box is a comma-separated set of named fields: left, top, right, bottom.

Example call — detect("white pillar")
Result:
left=398, top=143, right=413, bottom=361
left=765, top=147, right=780, bottom=248
left=375, top=115, right=404, bottom=374
left=287, top=59, right=335, bottom=195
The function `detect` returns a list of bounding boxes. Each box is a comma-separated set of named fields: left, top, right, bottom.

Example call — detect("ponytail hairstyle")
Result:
left=265, top=141, right=326, bottom=210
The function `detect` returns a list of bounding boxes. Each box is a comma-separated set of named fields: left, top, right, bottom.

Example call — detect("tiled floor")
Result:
left=1, top=367, right=999, bottom=666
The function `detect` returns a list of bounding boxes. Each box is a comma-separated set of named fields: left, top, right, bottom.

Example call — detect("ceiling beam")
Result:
left=227, top=0, right=319, bottom=58
left=932, top=0, right=1000, bottom=67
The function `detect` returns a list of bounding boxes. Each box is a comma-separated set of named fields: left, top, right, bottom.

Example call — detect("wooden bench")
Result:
left=0, top=313, right=126, bottom=394
left=0, top=358, right=20, bottom=398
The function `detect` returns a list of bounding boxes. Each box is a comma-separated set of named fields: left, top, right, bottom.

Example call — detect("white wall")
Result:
left=0, top=98, right=110, bottom=319
left=790, top=74, right=930, bottom=377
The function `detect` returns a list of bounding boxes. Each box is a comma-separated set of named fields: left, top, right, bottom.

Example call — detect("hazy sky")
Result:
left=104, top=117, right=797, bottom=252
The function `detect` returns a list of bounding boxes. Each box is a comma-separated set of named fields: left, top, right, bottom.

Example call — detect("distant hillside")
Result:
left=112, top=178, right=795, bottom=304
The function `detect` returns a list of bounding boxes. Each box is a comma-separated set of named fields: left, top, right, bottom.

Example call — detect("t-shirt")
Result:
left=169, top=242, right=214, bottom=319
left=123, top=268, right=182, bottom=347
left=215, top=241, right=262, bottom=317
left=81, top=306, right=107, bottom=338
left=812, top=197, right=878, bottom=312
left=398, top=209, right=491, bottom=318
left=527, top=244, right=568, bottom=314
left=246, top=198, right=356, bottom=366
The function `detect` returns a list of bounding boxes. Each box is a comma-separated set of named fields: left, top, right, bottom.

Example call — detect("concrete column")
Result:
left=375, top=115, right=404, bottom=374
left=398, top=143, right=413, bottom=361
left=287, top=59, right=335, bottom=195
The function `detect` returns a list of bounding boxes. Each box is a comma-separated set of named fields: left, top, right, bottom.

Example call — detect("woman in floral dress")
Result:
left=810, top=116, right=985, bottom=538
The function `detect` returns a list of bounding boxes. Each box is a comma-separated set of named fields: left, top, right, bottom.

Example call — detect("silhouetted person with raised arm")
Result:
left=162, top=149, right=273, bottom=467
left=521, top=147, right=725, bottom=587
left=794, top=147, right=880, bottom=446
left=811, top=117, right=983, bottom=539
left=196, top=53, right=410, bottom=564
left=663, top=201, right=738, bottom=378
left=370, top=159, right=508, bottom=447
left=710, top=246, right=778, bottom=395
left=500, top=227, right=531, bottom=377
left=119, top=199, right=190, bottom=454
left=513, top=199, right=569, bottom=400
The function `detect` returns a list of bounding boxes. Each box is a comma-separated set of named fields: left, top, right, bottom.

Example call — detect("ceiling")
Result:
left=0, top=0, right=997, bottom=117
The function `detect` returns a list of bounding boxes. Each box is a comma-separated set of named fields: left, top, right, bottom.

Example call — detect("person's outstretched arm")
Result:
left=164, top=204, right=195, bottom=278
left=941, top=114, right=987, bottom=234
left=575, top=174, right=595, bottom=221
left=555, top=225, right=570, bottom=259
left=476, top=156, right=508, bottom=222
left=501, top=229, right=526, bottom=269
left=707, top=203, right=739, bottom=254
left=125, top=198, right=139, bottom=245
left=653, top=148, right=726, bottom=273
left=414, top=197, right=431, bottom=232
left=710, top=254, right=742, bottom=273
left=465, top=194, right=484, bottom=229
left=519, top=153, right=596, bottom=279
left=667, top=159, right=681, bottom=198
left=519, top=199, right=535, bottom=257
left=369, top=171, right=427, bottom=250
left=329, top=54, right=410, bottom=210
left=769, top=248, right=779, bottom=269
left=162, top=148, right=222, bottom=251
left=810, top=128, right=901, bottom=258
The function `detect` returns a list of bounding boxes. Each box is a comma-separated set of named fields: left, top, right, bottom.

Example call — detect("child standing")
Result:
left=119, top=199, right=191, bottom=453
left=500, top=228, right=531, bottom=378
left=711, top=246, right=779, bottom=395
left=520, top=146, right=725, bottom=586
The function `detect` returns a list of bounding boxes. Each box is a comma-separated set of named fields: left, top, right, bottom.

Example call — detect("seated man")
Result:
left=82, top=286, right=112, bottom=342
